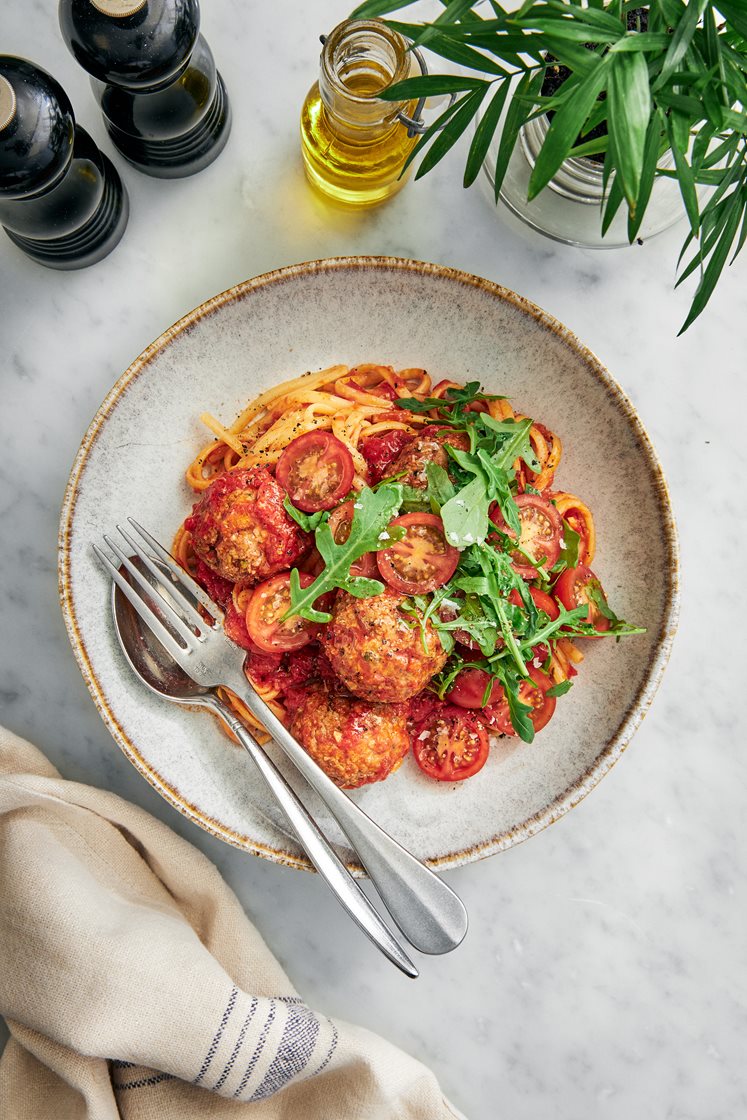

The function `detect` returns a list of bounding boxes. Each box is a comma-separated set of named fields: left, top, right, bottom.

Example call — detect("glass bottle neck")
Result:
left=318, top=19, right=412, bottom=137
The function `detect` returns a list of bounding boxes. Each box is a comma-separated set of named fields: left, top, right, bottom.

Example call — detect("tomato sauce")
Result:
left=193, top=559, right=234, bottom=608
left=360, top=429, right=413, bottom=484
left=245, top=643, right=322, bottom=716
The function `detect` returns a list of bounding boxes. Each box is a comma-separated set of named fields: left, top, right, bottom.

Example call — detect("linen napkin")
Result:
left=0, top=726, right=465, bottom=1120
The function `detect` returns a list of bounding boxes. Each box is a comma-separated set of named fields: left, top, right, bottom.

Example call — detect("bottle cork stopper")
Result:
left=89, top=0, right=147, bottom=16
left=0, top=75, right=17, bottom=133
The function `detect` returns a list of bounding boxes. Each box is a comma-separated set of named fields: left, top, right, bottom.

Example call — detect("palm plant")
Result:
left=351, top=0, right=747, bottom=333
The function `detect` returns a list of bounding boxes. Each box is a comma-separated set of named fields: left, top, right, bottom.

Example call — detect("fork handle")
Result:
left=227, top=676, right=468, bottom=956
left=206, top=695, right=418, bottom=979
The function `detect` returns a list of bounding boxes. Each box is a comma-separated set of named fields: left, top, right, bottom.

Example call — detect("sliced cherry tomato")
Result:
left=447, top=668, right=504, bottom=709
left=223, top=601, right=264, bottom=653
left=488, top=665, right=556, bottom=737
left=348, top=378, right=398, bottom=402
left=376, top=512, right=459, bottom=595
left=509, top=585, right=560, bottom=620
left=327, top=500, right=379, bottom=579
left=245, top=572, right=323, bottom=653
left=554, top=564, right=611, bottom=635
left=429, top=379, right=461, bottom=399
left=490, top=493, right=563, bottom=578
left=297, top=545, right=326, bottom=578
left=437, top=597, right=482, bottom=652
left=562, top=510, right=590, bottom=565
left=412, top=705, right=489, bottom=782
left=408, top=689, right=440, bottom=729
left=276, top=431, right=354, bottom=513
left=359, top=429, right=413, bottom=484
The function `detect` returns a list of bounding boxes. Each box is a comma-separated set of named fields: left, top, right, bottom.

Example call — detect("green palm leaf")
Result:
left=528, top=59, right=609, bottom=200
left=608, top=51, right=652, bottom=206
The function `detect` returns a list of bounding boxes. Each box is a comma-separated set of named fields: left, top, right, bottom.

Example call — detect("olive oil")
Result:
left=300, top=20, right=417, bottom=208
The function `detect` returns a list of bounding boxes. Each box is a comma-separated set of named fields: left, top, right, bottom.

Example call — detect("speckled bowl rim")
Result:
left=58, top=255, right=680, bottom=874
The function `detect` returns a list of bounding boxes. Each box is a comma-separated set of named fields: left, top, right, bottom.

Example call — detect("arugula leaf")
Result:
left=440, top=467, right=491, bottom=548
left=285, top=484, right=402, bottom=622
left=515, top=602, right=588, bottom=651
left=485, top=416, right=539, bottom=472
left=585, top=583, right=647, bottom=636
left=436, top=416, right=537, bottom=548
left=490, top=661, right=535, bottom=743
left=398, top=462, right=456, bottom=514
left=506, top=685, right=535, bottom=743
left=283, top=496, right=326, bottom=533
left=433, top=587, right=499, bottom=656
left=396, top=381, right=501, bottom=414
left=400, top=483, right=432, bottom=511
left=550, top=520, right=582, bottom=572
left=426, top=461, right=457, bottom=508
left=494, top=594, right=528, bottom=676
left=546, top=679, right=573, bottom=698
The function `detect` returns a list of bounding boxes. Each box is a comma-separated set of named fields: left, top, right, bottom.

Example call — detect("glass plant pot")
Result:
left=482, top=111, right=685, bottom=249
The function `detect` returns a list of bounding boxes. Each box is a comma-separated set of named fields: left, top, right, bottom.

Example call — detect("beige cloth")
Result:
left=0, top=727, right=465, bottom=1120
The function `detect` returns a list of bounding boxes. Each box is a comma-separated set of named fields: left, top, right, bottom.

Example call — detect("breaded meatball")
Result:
left=290, top=687, right=410, bottom=788
left=321, top=590, right=447, bottom=702
left=383, top=426, right=469, bottom=489
left=186, top=468, right=310, bottom=585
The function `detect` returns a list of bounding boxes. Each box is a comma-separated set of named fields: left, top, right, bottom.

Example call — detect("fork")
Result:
left=93, top=520, right=469, bottom=959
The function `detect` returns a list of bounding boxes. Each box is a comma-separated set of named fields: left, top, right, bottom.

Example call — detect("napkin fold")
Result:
left=0, top=727, right=464, bottom=1120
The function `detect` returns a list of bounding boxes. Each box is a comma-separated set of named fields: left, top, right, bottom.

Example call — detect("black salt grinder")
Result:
left=58, top=0, right=231, bottom=178
left=0, top=55, right=129, bottom=269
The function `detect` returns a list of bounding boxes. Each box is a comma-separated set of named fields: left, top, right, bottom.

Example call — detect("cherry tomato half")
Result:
left=327, top=500, right=379, bottom=579
left=563, top=510, right=591, bottom=565
left=509, top=585, right=560, bottom=620
left=488, top=665, right=556, bottom=737
left=412, top=705, right=489, bottom=782
left=437, top=597, right=482, bottom=652
left=490, top=493, right=563, bottom=578
left=554, top=564, right=611, bottom=635
left=447, top=668, right=504, bottom=709
left=360, top=429, right=413, bottom=484
left=276, top=431, right=354, bottom=513
left=223, top=601, right=264, bottom=653
left=245, top=572, right=323, bottom=653
left=376, top=512, right=459, bottom=595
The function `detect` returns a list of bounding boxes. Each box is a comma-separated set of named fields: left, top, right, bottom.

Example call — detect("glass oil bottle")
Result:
left=300, top=19, right=418, bottom=208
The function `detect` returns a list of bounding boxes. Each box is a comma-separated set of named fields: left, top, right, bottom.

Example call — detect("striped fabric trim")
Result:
left=310, top=1023, right=339, bottom=1079
left=193, top=985, right=238, bottom=1085
left=233, top=1000, right=277, bottom=1098
left=212, top=997, right=259, bottom=1093
left=109, top=992, right=338, bottom=1102
left=249, top=1004, right=324, bottom=1101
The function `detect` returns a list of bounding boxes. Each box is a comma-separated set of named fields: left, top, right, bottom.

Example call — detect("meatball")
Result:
left=187, top=467, right=310, bottom=585
left=290, top=687, right=410, bottom=788
left=383, top=426, right=469, bottom=489
left=321, top=590, right=447, bottom=702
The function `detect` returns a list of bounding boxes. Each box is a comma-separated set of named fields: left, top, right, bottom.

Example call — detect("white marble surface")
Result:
left=1, top=2, right=746, bottom=1118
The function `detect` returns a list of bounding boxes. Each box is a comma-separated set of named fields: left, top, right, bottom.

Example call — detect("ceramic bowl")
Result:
left=58, top=257, right=678, bottom=872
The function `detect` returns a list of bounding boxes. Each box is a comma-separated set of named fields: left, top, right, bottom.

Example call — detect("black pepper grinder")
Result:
left=58, top=0, right=231, bottom=178
left=0, top=55, right=129, bottom=269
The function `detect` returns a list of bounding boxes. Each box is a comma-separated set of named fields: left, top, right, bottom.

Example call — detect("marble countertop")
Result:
left=2, top=2, right=745, bottom=1117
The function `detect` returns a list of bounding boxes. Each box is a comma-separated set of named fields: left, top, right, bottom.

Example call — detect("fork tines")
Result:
left=92, top=520, right=223, bottom=660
